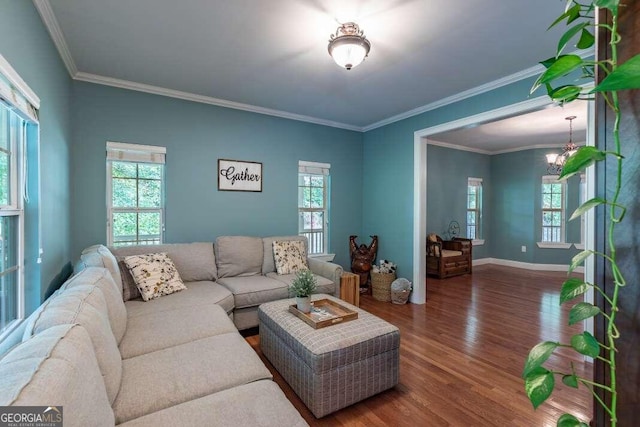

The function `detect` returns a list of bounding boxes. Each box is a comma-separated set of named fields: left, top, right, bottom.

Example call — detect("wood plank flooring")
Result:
left=245, top=265, right=593, bottom=426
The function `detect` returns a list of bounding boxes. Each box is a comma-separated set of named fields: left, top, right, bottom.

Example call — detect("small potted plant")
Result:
left=289, top=269, right=317, bottom=313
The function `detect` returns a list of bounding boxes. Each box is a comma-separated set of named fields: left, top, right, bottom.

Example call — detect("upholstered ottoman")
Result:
left=258, top=294, right=400, bottom=418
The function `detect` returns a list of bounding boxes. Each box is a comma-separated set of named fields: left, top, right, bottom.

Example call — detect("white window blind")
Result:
left=0, top=54, right=39, bottom=122
left=298, top=160, right=330, bottom=176
left=106, top=141, right=166, bottom=164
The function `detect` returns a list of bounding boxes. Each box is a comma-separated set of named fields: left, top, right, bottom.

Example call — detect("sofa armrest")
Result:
left=307, top=258, right=344, bottom=297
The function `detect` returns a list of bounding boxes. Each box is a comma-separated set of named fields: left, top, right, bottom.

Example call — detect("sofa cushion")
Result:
left=125, top=281, right=234, bottom=318
left=60, top=267, right=127, bottom=344
left=217, top=275, right=288, bottom=309
left=119, top=304, right=237, bottom=359
left=118, top=380, right=307, bottom=427
left=0, top=324, right=114, bottom=427
left=112, top=332, right=272, bottom=424
left=273, top=240, right=308, bottom=275
left=124, top=253, right=187, bottom=301
left=80, top=244, right=123, bottom=295
left=262, top=235, right=307, bottom=274
left=266, top=272, right=336, bottom=295
left=215, top=236, right=263, bottom=278
left=24, top=285, right=122, bottom=405
left=112, top=242, right=217, bottom=282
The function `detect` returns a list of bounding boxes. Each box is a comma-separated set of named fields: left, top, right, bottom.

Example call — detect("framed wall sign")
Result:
left=218, top=159, right=263, bottom=192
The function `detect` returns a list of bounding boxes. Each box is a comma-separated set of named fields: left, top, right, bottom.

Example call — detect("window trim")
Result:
left=298, top=161, right=330, bottom=255
left=106, top=142, right=166, bottom=246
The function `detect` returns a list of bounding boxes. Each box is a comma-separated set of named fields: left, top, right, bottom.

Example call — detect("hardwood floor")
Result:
left=245, top=265, right=592, bottom=426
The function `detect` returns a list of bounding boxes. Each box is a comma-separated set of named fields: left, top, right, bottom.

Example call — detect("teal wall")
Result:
left=426, top=145, right=491, bottom=259
left=70, top=82, right=363, bottom=268
left=490, top=148, right=581, bottom=264
left=0, top=1, right=72, bottom=313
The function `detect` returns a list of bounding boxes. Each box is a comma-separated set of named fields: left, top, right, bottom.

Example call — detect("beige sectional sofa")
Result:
left=85, top=235, right=343, bottom=330
left=0, top=235, right=342, bottom=426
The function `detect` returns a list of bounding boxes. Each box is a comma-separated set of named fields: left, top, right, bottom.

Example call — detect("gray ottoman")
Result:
left=258, top=294, right=400, bottom=418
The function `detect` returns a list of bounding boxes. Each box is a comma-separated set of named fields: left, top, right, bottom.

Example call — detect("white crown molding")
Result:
left=74, top=72, right=362, bottom=132
left=429, top=141, right=588, bottom=156
left=363, top=48, right=593, bottom=132
left=427, top=139, right=492, bottom=155
left=33, top=0, right=77, bottom=77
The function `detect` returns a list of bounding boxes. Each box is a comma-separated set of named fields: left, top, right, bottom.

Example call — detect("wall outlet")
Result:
left=521, top=246, right=527, bottom=253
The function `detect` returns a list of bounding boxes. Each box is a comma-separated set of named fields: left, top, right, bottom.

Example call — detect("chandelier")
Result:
left=328, top=22, right=371, bottom=70
left=546, top=116, right=579, bottom=175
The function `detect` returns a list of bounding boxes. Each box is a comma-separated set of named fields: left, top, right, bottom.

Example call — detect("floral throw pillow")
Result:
left=273, top=240, right=309, bottom=275
left=123, top=253, right=186, bottom=301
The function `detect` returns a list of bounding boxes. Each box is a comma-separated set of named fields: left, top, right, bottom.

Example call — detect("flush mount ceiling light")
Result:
left=546, top=115, right=579, bottom=175
left=328, top=22, right=371, bottom=70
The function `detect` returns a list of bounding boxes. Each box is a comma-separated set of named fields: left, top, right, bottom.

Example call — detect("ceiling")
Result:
left=37, top=0, right=588, bottom=132
left=430, top=100, right=589, bottom=154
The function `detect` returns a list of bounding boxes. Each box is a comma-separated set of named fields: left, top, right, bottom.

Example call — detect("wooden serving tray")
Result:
left=289, top=298, right=358, bottom=329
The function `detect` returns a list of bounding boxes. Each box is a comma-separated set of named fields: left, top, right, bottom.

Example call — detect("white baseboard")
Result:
left=473, top=258, right=584, bottom=273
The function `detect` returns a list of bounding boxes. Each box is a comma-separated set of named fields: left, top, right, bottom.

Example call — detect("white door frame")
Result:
left=411, top=95, right=595, bottom=304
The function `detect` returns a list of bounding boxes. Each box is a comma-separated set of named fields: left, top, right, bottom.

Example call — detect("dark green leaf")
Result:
left=570, top=331, right=600, bottom=357
left=557, top=23, right=588, bottom=55
left=562, top=374, right=579, bottom=389
left=523, top=341, right=559, bottom=377
left=570, top=197, right=606, bottom=221
left=548, top=3, right=581, bottom=30
left=576, top=29, right=595, bottom=49
left=560, top=278, right=590, bottom=304
left=531, top=55, right=584, bottom=94
left=559, top=146, right=607, bottom=180
left=540, top=57, right=558, bottom=69
left=569, top=250, right=592, bottom=273
left=594, top=0, right=619, bottom=13
left=569, top=303, right=600, bottom=325
left=549, top=85, right=582, bottom=103
left=524, top=367, right=555, bottom=409
left=595, top=54, right=640, bottom=92
left=558, top=413, right=589, bottom=427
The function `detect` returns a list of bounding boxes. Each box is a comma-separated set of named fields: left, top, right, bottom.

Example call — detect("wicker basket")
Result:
left=391, top=289, right=411, bottom=304
left=371, top=272, right=396, bottom=302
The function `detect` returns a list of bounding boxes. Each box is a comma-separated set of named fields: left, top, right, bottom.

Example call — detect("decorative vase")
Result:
left=296, top=296, right=312, bottom=313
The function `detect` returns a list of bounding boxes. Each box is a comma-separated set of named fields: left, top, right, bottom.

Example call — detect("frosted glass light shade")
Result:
left=328, top=37, right=370, bottom=70
left=546, top=153, right=559, bottom=164
left=328, top=22, right=371, bottom=70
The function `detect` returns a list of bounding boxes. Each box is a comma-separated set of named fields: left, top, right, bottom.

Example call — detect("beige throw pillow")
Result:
left=123, top=253, right=186, bottom=301
left=272, top=240, right=308, bottom=275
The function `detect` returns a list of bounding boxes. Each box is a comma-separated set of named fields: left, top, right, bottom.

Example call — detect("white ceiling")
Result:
left=38, top=0, right=588, bottom=131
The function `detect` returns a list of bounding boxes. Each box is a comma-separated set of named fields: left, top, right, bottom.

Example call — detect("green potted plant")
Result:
left=289, top=269, right=317, bottom=313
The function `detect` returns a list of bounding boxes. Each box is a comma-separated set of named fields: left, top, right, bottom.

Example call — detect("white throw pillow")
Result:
left=124, top=253, right=186, bottom=301
left=272, top=240, right=309, bottom=275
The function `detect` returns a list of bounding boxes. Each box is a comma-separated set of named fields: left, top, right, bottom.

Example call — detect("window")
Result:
left=107, top=142, right=166, bottom=246
left=466, top=178, right=482, bottom=240
left=298, top=161, right=330, bottom=255
left=0, top=103, right=26, bottom=337
left=541, top=175, right=566, bottom=243
left=0, top=56, right=40, bottom=341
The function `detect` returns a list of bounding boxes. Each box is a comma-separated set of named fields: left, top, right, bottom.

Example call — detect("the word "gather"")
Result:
left=219, top=166, right=261, bottom=185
